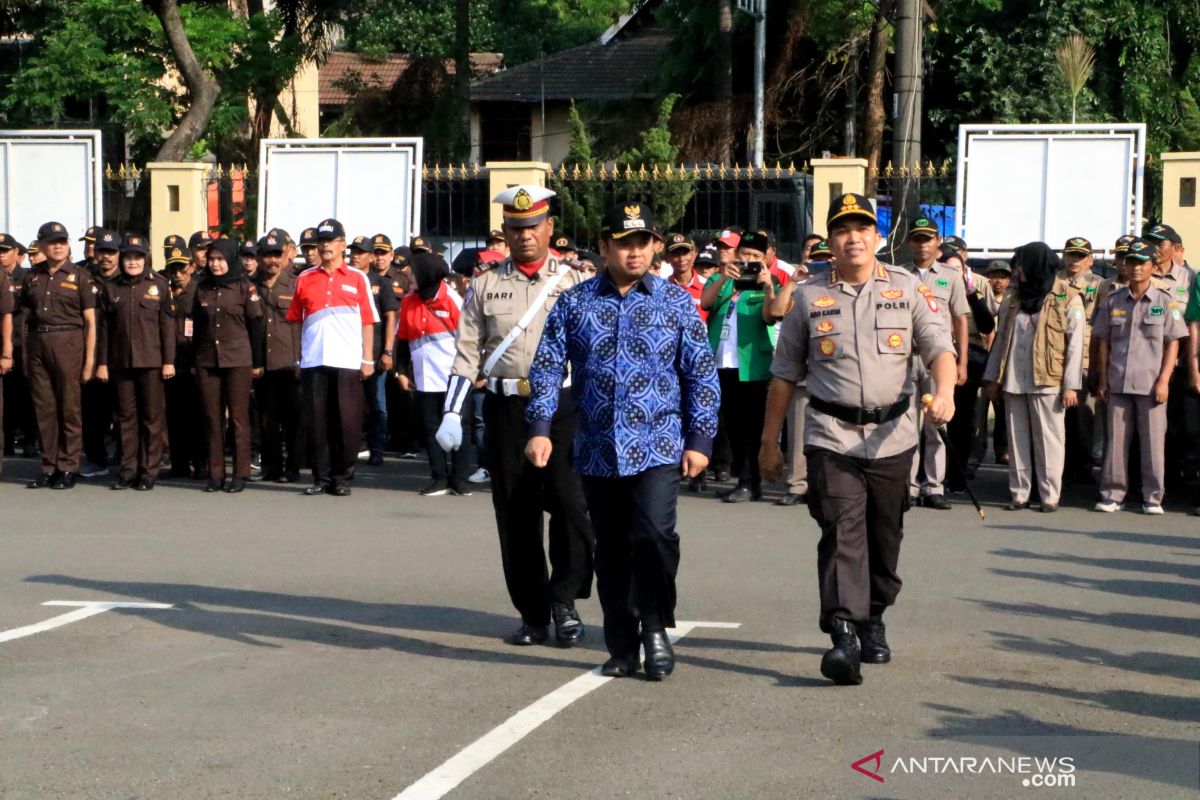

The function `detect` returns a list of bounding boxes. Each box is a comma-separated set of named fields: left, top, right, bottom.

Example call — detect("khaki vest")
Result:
left=995, top=277, right=1079, bottom=387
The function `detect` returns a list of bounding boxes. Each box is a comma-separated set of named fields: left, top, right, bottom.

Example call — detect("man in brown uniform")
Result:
left=253, top=232, right=305, bottom=482
left=760, top=193, right=955, bottom=686
left=81, top=229, right=122, bottom=478
left=2, top=235, right=36, bottom=457
left=162, top=238, right=206, bottom=479
left=0, top=238, right=14, bottom=471
left=21, top=222, right=97, bottom=489
left=436, top=185, right=594, bottom=647
left=94, top=234, right=176, bottom=489
left=1093, top=238, right=1188, bottom=514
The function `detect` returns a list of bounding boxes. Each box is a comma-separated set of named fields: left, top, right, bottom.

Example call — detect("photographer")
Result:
left=700, top=230, right=779, bottom=502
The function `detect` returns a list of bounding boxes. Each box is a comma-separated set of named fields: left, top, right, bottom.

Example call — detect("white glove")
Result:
left=435, top=412, right=463, bottom=452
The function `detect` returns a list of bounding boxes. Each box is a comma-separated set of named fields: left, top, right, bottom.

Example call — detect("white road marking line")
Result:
left=391, top=620, right=741, bottom=800
left=0, top=601, right=174, bottom=644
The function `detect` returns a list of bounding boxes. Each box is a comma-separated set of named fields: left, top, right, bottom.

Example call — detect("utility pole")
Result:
left=890, top=0, right=923, bottom=258
left=737, top=0, right=766, bottom=168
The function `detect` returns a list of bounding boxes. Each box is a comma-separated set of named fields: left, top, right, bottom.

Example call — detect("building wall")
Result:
left=530, top=103, right=572, bottom=165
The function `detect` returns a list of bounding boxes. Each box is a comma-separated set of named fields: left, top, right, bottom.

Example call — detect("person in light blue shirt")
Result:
left=525, top=202, right=719, bottom=680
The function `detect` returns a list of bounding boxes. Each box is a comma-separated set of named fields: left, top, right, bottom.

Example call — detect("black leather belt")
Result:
left=809, top=394, right=910, bottom=426
left=34, top=324, right=81, bottom=333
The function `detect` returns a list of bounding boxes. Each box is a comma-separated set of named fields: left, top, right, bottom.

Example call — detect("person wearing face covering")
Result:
left=188, top=237, right=265, bottom=493
left=396, top=252, right=473, bottom=495
left=94, top=234, right=176, bottom=490
left=982, top=242, right=1084, bottom=512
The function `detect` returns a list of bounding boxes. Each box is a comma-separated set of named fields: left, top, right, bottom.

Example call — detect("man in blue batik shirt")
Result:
left=524, top=202, right=720, bottom=681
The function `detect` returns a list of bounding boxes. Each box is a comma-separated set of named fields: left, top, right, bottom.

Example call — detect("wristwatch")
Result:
left=383, top=349, right=394, bottom=356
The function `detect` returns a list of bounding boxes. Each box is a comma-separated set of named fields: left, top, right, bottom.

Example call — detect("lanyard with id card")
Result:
left=721, top=296, right=737, bottom=341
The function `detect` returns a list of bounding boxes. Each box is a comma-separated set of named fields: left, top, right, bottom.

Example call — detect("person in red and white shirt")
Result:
left=286, top=218, right=379, bottom=496
left=396, top=253, right=470, bottom=496
left=664, top=232, right=708, bottom=324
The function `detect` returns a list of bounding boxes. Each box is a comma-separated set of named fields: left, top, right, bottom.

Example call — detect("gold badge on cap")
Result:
left=514, top=189, right=533, bottom=211
left=625, top=204, right=641, bottom=219
left=171, top=248, right=182, bottom=258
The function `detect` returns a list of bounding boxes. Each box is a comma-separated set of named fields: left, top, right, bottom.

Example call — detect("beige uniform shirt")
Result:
left=1155, top=262, right=1195, bottom=309
left=771, top=262, right=954, bottom=459
left=451, top=255, right=584, bottom=380
left=1092, top=286, right=1189, bottom=395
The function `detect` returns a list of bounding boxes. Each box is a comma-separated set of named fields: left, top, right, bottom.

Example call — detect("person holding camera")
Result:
left=700, top=229, right=779, bottom=503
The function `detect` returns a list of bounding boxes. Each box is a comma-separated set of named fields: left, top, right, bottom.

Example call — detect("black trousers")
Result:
left=165, top=359, right=205, bottom=475
left=81, top=379, right=114, bottom=467
left=946, top=356, right=985, bottom=490
left=387, top=378, right=421, bottom=453
left=197, top=366, right=253, bottom=481
left=303, top=366, right=364, bottom=487
left=256, top=368, right=306, bottom=478
left=3, top=356, right=37, bottom=452
left=1165, top=367, right=1199, bottom=487
left=717, top=369, right=768, bottom=485
left=581, top=464, right=681, bottom=659
left=807, top=446, right=914, bottom=632
left=417, top=390, right=472, bottom=482
left=484, top=390, right=593, bottom=626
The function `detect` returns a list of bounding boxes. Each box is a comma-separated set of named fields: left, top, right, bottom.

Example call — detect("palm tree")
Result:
left=1055, top=34, right=1095, bottom=125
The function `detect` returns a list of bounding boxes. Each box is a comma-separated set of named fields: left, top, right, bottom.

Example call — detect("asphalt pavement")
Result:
left=0, top=454, right=1196, bottom=799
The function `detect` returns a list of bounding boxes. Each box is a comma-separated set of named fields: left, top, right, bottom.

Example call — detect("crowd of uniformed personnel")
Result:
left=1, top=190, right=1198, bottom=687
left=0, top=213, right=1198, bottom=509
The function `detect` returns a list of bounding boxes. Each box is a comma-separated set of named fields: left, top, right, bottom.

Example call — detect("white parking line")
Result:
left=392, top=620, right=741, bottom=800
left=0, top=601, right=174, bottom=644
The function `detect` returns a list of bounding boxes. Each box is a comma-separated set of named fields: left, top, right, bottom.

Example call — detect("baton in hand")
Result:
left=922, top=393, right=986, bottom=521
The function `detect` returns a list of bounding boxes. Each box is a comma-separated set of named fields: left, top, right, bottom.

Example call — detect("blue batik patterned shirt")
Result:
left=526, top=271, right=720, bottom=478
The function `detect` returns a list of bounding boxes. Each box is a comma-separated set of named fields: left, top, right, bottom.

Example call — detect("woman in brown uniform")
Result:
left=95, top=234, right=176, bottom=490
left=189, top=238, right=264, bottom=493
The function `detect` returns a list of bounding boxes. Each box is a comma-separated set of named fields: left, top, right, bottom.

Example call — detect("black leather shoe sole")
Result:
left=820, top=647, right=863, bottom=685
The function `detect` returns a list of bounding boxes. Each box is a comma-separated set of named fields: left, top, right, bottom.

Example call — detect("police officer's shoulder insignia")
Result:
left=813, top=295, right=836, bottom=308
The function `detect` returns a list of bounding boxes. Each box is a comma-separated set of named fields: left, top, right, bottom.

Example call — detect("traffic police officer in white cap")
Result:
left=436, top=185, right=594, bottom=648
left=760, top=193, right=955, bottom=686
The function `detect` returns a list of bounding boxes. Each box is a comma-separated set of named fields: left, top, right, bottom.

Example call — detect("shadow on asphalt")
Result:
left=23, top=574, right=602, bottom=670
left=979, top=629, right=1200, bottom=682
left=961, top=598, right=1200, bottom=638
left=922, top=707, right=1200, bottom=792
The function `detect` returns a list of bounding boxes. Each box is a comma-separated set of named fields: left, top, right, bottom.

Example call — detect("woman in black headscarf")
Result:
left=982, top=242, right=1084, bottom=512
left=188, top=238, right=265, bottom=493
left=396, top=252, right=473, bottom=496
left=94, top=234, right=175, bottom=490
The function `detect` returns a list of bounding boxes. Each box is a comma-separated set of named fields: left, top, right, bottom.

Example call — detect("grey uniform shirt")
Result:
left=981, top=296, right=1085, bottom=395
left=450, top=256, right=584, bottom=380
left=1092, top=286, right=1189, bottom=395
left=1155, top=262, right=1195, bottom=309
left=905, top=261, right=969, bottom=384
left=771, top=261, right=954, bottom=459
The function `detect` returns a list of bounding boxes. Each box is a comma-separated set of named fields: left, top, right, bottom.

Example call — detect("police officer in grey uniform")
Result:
left=435, top=185, right=594, bottom=647
left=760, top=194, right=955, bottom=686
left=902, top=217, right=969, bottom=509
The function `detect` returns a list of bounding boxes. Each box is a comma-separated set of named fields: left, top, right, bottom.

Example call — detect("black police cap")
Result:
left=1143, top=223, right=1182, bottom=245
left=826, top=193, right=877, bottom=227
left=738, top=230, right=772, bottom=253
left=314, top=219, right=346, bottom=241
left=256, top=234, right=285, bottom=255
left=120, top=234, right=149, bottom=255
left=600, top=202, right=663, bottom=240
left=37, top=221, right=70, bottom=242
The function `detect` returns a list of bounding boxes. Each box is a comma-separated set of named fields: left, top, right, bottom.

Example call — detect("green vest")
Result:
left=706, top=278, right=778, bottom=382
